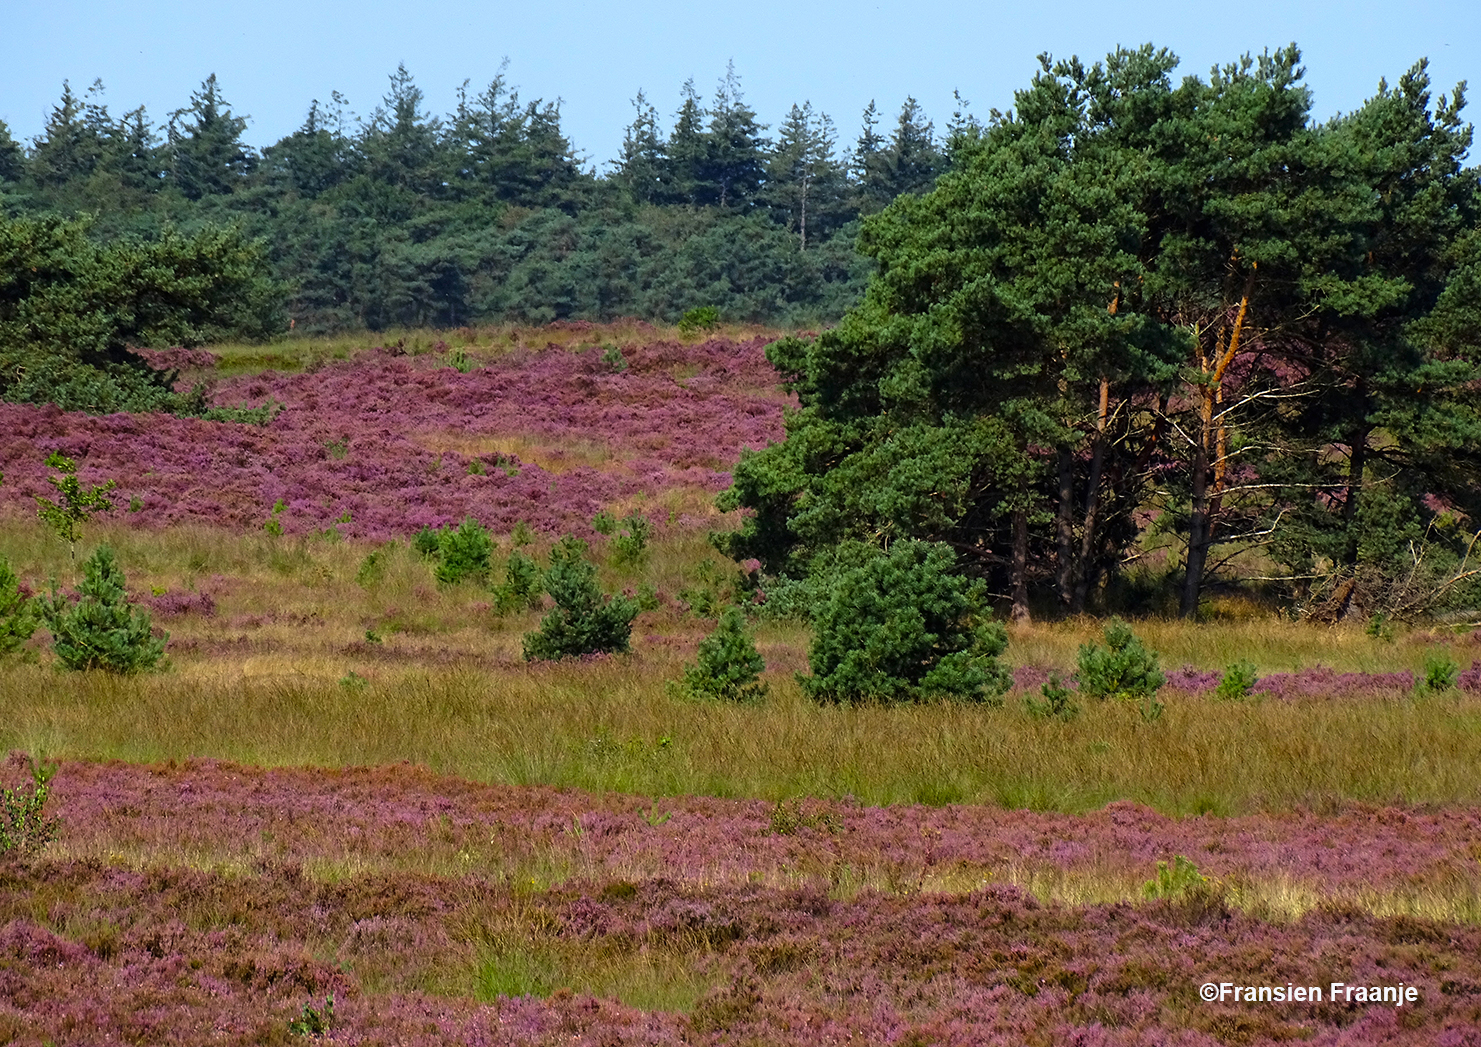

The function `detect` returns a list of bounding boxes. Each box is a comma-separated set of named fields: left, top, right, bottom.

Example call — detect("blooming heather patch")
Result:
left=8, top=758, right=1481, bottom=1044
left=42, top=760, right=1481, bottom=913
left=0, top=338, right=790, bottom=541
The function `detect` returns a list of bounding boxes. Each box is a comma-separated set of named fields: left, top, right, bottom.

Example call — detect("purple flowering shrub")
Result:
left=7, top=757, right=1481, bottom=1044
left=0, top=337, right=791, bottom=540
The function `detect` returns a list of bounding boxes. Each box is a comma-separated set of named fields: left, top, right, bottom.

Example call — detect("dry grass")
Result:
left=4, top=518, right=1479, bottom=817
left=199, top=320, right=792, bottom=380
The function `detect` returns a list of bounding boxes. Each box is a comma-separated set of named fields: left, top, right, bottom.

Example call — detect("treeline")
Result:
left=721, top=47, right=1481, bottom=621
left=0, top=64, right=971, bottom=331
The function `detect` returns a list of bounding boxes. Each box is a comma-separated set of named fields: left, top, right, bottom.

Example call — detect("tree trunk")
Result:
left=1180, top=434, right=1211, bottom=618
left=1342, top=385, right=1369, bottom=567
left=1010, top=507, right=1031, bottom=623
left=1181, top=263, right=1257, bottom=618
left=1055, top=445, right=1075, bottom=611
left=1071, top=378, right=1110, bottom=613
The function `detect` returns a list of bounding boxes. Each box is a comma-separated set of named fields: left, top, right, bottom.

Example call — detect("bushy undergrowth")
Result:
left=0, top=756, right=59, bottom=858
left=1076, top=618, right=1165, bottom=702
left=0, top=556, right=39, bottom=655
left=432, top=517, right=494, bottom=586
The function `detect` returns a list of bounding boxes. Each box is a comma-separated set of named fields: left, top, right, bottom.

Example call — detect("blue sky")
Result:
left=6, top=0, right=1478, bottom=172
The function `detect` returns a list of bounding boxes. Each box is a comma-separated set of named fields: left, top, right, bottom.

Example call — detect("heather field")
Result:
left=4, top=326, right=1481, bottom=1045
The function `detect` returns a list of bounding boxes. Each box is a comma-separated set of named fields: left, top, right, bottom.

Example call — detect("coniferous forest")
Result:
left=0, top=62, right=958, bottom=331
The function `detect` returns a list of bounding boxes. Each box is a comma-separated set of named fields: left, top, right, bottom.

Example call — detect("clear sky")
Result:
left=5, top=0, right=1478, bottom=172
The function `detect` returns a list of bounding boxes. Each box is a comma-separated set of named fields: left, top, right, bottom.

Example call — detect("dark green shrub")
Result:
left=1024, top=673, right=1079, bottom=721
left=1422, top=651, right=1460, bottom=694
left=800, top=540, right=1010, bottom=704
left=1076, top=618, right=1164, bottom=702
left=494, top=549, right=544, bottom=613
left=0, top=556, right=39, bottom=656
left=522, top=537, right=638, bottom=661
left=412, top=526, right=442, bottom=559
left=681, top=605, right=767, bottom=702
left=43, top=545, right=167, bottom=673
left=1214, top=661, right=1258, bottom=701
left=433, top=517, right=493, bottom=585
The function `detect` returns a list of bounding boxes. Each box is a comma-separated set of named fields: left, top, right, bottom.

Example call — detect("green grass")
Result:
left=6, top=658, right=1481, bottom=816
left=4, top=516, right=1479, bottom=817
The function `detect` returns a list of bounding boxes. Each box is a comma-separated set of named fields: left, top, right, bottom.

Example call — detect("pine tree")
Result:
left=767, top=102, right=844, bottom=250
left=522, top=537, right=638, bottom=661
left=681, top=604, right=767, bottom=701
left=43, top=545, right=167, bottom=673
left=615, top=91, right=667, bottom=203
left=0, top=556, right=39, bottom=656
left=29, top=80, right=107, bottom=188
left=664, top=79, right=707, bottom=204
left=700, top=62, right=768, bottom=209
left=0, top=121, right=25, bottom=185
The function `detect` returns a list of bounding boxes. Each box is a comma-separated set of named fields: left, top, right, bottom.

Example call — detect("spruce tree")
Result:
left=44, top=545, right=167, bottom=673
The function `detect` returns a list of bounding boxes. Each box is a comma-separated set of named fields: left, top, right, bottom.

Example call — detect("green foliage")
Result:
left=287, top=995, right=335, bottom=1038
left=412, top=526, right=442, bottom=559
left=1421, top=652, right=1460, bottom=694
left=1214, top=661, right=1259, bottom=701
left=677, top=305, right=721, bottom=336
left=354, top=549, right=387, bottom=589
left=434, top=517, right=494, bottom=585
left=448, top=346, right=473, bottom=373
left=0, top=213, right=281, bottom=415
left=263, top=499, right=286, bottom=538
left=35, top=452, right=115, bottom=556
left=679, top=558, right=741, bottom=619
left=593, top=510, right=652, bottom=568
left=800, top=540, right=1010, bottom=705
left=1024, top=673, right=1079, bottom=721
left=1076, top=619, right=1165, bottom=703
left=680, top=605, right=767, bottom=702
left=0, top=556, right=40, bottom=656
left=600, top=344, right=628, bottom=373
left=1, top=756, right=60, bottom=859
left=493, top=549, right=544, bottom=613
left=522, top=536, right=638, bottom=661
left=43, top=545, right=167, bottom=673
left=1141, top=856, right=1210, bottom=901
left=510, top=521, right=535, bottom=547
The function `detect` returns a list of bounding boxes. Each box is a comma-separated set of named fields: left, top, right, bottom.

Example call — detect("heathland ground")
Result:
left=3, top=326, right=1480, bottom=1045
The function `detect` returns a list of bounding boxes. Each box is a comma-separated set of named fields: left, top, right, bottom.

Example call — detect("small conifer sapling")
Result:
left=681, top=605, right=767, bottom=701
left=43, top=545, right=167, bottom=673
